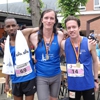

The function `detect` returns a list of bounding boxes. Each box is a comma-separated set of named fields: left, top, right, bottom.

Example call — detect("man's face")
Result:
left=4, top=19, right=18, bottom=37
left=66, top=20, right=80, bottom=39
left=42, top=11, right=55, bottom=30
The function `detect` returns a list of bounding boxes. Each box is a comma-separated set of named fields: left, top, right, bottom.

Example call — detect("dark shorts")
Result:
left=68, top=88, right=95, bottom=100
left=12, top=78, right=37, bottom=97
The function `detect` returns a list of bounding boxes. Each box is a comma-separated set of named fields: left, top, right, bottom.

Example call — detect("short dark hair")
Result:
left=4, top=16, right=17, bottom=25
left=65, top=16, right=81, bottom=27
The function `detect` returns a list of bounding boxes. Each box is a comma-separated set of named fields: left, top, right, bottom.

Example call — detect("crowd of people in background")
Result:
left=96, top=40, right=100, bottom=64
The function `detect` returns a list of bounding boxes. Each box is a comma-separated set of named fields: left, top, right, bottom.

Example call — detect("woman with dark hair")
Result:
left=30, top=9, right=64, bottom=100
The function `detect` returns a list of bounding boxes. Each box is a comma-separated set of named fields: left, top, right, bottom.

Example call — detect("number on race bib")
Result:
left=20, top=68, right=27, bottom=73
left=72, top=69, right=78, bottom=74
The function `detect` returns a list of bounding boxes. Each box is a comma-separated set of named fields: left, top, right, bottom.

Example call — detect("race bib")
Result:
left=69, top=91, right=75, bottom=98
left=15, top=62, right=32, bottom=77
left=67, top=64, right=84, bottom=77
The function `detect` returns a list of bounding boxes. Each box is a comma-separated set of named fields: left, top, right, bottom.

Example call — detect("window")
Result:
left=79, top=3, right=86, bottom=11
left=94, top=0, right=100, bottom=10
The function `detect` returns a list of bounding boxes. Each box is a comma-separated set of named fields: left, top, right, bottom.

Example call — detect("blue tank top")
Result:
left=10, top=46, right=36, bottom=83
left=96, top=44, right=100, bottom=60
left=65, top=37, right=94, bottom=91
left=35, top=34, right=61, bottom=77
left=96, top=49, right=100, bottom=59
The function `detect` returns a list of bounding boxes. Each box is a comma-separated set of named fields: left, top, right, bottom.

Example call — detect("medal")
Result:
left=71, top=37, right=82, bottom=68
left=76, top=62, right=80, bottom=67
left=46, top=54, right=49, bottom=60
left=43, top=33, right=53, bottom=61
left=46, top=42, right=50, bottom=48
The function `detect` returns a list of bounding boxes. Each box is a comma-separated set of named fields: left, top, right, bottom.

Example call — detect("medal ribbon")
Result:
left=43, top=33, right=53, bottom=55
left=70, top=37, right=81, bottom=63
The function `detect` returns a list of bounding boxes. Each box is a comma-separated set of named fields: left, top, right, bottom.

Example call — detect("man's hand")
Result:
left=88, top=39, right=97, bottom=46
left=4, top=84, right=9, bottom=93
left=0, top=40, right=6, bottom=51
left=94, top=82, right=99, bottom=92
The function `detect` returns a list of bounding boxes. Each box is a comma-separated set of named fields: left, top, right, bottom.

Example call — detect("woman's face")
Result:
left=42, top=11, right=56, bottom=30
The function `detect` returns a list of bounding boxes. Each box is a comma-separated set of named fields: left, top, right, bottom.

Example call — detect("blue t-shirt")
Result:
left=10, top=46, right=36, bottom=83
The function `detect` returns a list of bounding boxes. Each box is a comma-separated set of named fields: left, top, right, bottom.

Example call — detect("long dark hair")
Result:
left=38, top=9, right=58, bottom=45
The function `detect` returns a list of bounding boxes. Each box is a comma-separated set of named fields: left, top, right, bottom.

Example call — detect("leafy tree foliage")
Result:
left=58, top=0, right=88, bottom=26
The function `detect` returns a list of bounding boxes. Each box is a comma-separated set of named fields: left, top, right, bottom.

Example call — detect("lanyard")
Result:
left=43, top=33, right=53, bottom=55
left=70, top=37, right=81, bottom=62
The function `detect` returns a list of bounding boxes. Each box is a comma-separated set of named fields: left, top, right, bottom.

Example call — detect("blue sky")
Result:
left=0, top=0, right=23, bottom=4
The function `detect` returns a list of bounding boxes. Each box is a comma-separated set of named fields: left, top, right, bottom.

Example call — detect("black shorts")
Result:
left=68, top=88, right=95, bottom=100
left=12, top=78, right=37, bottom=97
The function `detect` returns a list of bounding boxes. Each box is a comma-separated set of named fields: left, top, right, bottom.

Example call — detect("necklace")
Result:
left=43, top=33, right=53, bottom=60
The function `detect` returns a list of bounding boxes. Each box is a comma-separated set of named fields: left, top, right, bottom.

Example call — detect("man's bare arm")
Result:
left=5, top=75, right=10, bottom=93
left=22, top=27, right=39, bottom=37
left=89, top=40, right=99, bottom=91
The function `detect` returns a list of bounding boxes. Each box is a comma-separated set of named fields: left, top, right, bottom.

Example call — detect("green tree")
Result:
left=58, top=0, right=88, bottom=26
left=23, top=0, right=43, bottom=27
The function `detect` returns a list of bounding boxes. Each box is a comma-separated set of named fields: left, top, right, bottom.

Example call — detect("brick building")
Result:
left=79, top=0, right=100, bottom=39
left=57, top=0, right=100, bottom=39
left=0, top=0, right=100, bottom=39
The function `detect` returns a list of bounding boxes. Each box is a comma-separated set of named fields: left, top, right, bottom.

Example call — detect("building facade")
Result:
left=0, top=0, right=100, bottom=39
left=79, top=0, right=100, bottom=39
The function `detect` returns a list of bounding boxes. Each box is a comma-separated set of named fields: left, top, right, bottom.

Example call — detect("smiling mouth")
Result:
left=70, top=32, right=74, bottom=35
left=47, top=25, right=51, bottom=26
